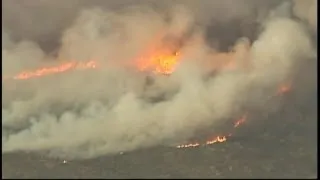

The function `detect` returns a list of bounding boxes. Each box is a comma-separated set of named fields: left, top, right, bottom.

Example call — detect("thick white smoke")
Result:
left=2, top=1, right=316, bottom=159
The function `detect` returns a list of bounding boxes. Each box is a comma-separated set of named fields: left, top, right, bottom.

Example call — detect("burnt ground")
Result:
left=2, top=59, right=317, bottom=179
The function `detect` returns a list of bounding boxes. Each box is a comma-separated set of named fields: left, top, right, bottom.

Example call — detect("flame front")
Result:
left=3, top=50, right=180, bottom=81
left=136, top=50, right=181, bottom=75
left=176, top=135, right=228, bottom=148
left=3, top=61, right=97, bottom=81
left=176, top=115, right=246, bottom=149
left=3, top=36, right=293, bottom=151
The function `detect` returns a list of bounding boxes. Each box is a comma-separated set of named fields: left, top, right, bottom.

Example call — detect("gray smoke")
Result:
left=2, top=0, right=316, bottom=159
left=292, top=0, right=317, bottom=32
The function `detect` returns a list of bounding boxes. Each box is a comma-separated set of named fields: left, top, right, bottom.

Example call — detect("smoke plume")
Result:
left=2, top=0, right=316, bottom=159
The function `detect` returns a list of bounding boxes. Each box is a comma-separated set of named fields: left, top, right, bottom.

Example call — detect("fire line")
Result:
left=2, top=46, right=292, bottom=149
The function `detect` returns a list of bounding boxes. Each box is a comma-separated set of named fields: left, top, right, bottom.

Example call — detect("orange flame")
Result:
left=205, top=135, right=227, bottom=145
left=3, top=61, right=97, bottom=81
left=176, top=114, right=246, bottom=149
left=176, top=135, right=228, bottom=149
left=136, top=50, right=181, bottom=75
left=3, top=49, right=180, bottom=81
left=2, top=36, right=292, bottom=151
left=176, top=82, right=291, bottom=149
left=176, top=142, right=200, bottom=148
left=234, top=113, right=247, bottom=128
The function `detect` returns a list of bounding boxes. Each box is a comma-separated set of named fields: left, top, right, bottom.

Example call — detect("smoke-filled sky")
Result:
left=2, top=0, right=317, bottom=159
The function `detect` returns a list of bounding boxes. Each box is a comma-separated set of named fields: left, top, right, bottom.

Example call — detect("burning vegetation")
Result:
left=3, top=33, right=292, bottom=150
left=2, top=0, right=315, bottom=159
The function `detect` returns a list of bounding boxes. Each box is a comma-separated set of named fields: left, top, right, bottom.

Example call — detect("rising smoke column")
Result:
left=2, top=1, right=316, bottom=159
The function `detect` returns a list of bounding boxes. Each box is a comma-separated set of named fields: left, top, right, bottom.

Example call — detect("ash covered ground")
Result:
left=2, top=0, right=317, bottom=178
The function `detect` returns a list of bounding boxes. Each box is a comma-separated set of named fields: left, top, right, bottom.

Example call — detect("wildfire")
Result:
left=176, top=142, right=200, bottom=148
left=176, top=114, right=247, bottom=149
left=176, top=82, right=292, bottom=149
left=176, top=136, right=228, bottom=148
left=3, top=61, right=97, bottom=81
left=136, top=50, right=181, bottom=75
left=3, top=50, right=180, bottom=81
left=234, top=113, right=247, bottom=128
left=2, top=36, right=294, bottom=151
left=206, top=135, right=228, bottom=145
